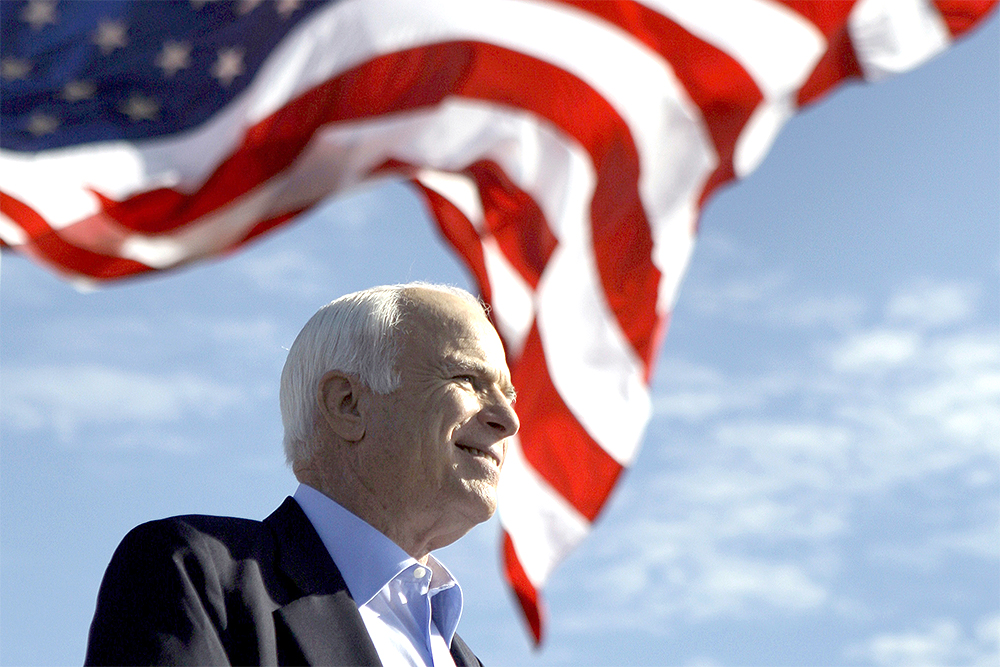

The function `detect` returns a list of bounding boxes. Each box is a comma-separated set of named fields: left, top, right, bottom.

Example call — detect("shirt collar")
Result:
left=292, top=484, right=464, bottom=641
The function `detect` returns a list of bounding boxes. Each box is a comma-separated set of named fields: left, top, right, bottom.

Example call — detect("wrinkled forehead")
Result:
left=401, top=289, right=494, bottom=343
left=400, top=289, right=507, bottom=361
left=398, top=292, right=517, bottom=400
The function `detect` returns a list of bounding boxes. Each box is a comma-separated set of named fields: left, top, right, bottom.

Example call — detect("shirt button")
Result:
left=413, top=566, right=427, bottom=580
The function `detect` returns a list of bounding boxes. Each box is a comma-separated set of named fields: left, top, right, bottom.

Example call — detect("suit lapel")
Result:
left=274, top=594, right=383, bottom=666
left=449, top=634, right=483, bottom=667
left=265, top=497, right=383, bottom=666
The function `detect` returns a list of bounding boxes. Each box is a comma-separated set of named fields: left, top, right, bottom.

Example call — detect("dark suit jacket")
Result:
left=85, top=497, right=483, bottom=666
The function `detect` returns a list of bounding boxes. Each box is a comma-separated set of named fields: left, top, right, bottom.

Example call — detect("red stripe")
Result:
left=565, top=1, right=764, bottom=209
left=778, top=0, right=857, bottom=35
left=437, top=42, right=661, bottom=372
left=411, top=177, right=494, bottom=308
left=467, top=161, right=557, bottom=290
left=72, top=44, right=480, bottom=234
left=773, top=2, right=863, bottom=107
left=393, top=157, right=558, bottom=292
left=503, top=531, right=544, bottom=645
left=933, top=0, right=998, bottom=37
left=512, top=324, right=624, bottom=522
left=0, top=192, right=152, bottom=280
left=796, top=29, right=863, bottom=107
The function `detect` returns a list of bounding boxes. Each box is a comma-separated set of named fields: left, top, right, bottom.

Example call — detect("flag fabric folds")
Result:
left=1, top=0, right=995, bottom=644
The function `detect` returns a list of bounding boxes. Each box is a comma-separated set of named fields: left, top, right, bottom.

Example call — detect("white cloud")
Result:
left=886, top=280, right=979, bottom=328
left=2, top=363, right=245, bottom=444
left=235, top=247, right=333, bottom=298
left=780, top=293, right=867, bottom=328
left=697, top=557, right=828, bottom=615
left=206, top=316, right=289, bottom=359
left=582, top=277, right=999, bottom=635
left=678, top=270, right=866, bottom=329
left=828, top=328, right=921, bottom=371
left=847, top=615, right=1000, bottom=667
left=560, top=507, right=833, bottom=634
left=652, top=358, right=795, bottom=422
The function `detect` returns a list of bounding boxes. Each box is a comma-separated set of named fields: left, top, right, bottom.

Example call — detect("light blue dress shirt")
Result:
left=293, top=484, right=464, bottom=667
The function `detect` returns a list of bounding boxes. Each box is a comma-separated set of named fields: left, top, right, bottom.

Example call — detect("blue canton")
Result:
left=0, top=0, right=330, bottom=151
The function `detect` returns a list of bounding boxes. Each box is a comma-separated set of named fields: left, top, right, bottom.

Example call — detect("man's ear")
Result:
left=316, top=370, right=367, bottom=442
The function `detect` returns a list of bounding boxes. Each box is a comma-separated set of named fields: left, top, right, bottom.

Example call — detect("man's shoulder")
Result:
left=125, top=510, right=267, bottom=549
left=112, top=497, right=309, bottom=567
left=113, top=500, right=300, bottom=569
left=143, top=511, right=265, bottom=540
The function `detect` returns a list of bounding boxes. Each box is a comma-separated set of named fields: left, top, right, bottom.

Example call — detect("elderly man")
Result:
left=85, top=283, right=519, bottom=666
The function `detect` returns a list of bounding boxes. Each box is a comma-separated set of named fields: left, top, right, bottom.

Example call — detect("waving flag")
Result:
left=1, top=0, right=995, bottom=643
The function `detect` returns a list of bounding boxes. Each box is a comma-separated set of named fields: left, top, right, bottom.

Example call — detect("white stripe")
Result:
left=0, top=212, right=28, bottom=246
left=413, top=169, right=536, bottom=358
left=412, top=169, right=484, bottom=224
left=646, top=0, right=827, bottom=177
left=651, top=199, right=699, bottom=315
left=291, top=0, right=713, bottom=328
left=849, top=0, right=951, bottom=82
left=1, top=145, right=136, bottom=227
left=537, top=234, right=652, bottom=466
left=498, top=435, right=591, bottom=587
left=479, top=237, right=536, bottom=359
left=647, top=0, right=826, bottom=99
left=84, top=101, right=575, bottom=283
left=327, top=0, right=718, bottom=278
left=733, top=96, right=797, bottom=178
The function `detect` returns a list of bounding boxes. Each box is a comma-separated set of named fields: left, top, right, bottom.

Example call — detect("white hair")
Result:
left=280, top=282, right=481, bottom=465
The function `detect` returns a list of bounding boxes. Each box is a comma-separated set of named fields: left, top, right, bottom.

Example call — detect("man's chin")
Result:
left=457, top=484, right=498, bottom=525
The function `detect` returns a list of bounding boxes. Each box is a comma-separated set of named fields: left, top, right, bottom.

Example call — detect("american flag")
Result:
left=1, top=0, right=995, bottom=643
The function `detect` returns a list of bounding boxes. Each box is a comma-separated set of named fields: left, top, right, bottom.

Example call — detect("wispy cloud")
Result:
left=234, top=247, right=335, bottom=299
left=2, top=363, right=246, bottom=445
left=846, top=614, right=1000, bottom=667
left=678, top=269, right=867, bottom=330
left=559, top=277, right=998, bottom=640
left=885, top=279, right=981, bottom=329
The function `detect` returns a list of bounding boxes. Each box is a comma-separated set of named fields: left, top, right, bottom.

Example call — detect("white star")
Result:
left=62, top=80, right=96, bottom=102
left=1, top=58, right=33, bottom=81
left=21, top=0, right=58, bottom=31
left=92, top=19, right=128, bottom=56
left=156, top=40, right=192, bottom=78
left=119, top=93, right=159, bottom=122
left=276, top=0, right=301, bottom=19
left=236, top=0, right=263, bottom=15
left=211, top=47, right=245, bottom=88
left=27, top=112, right=60, bottom=136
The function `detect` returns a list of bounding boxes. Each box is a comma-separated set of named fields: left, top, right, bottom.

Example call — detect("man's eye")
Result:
left=454, top=375, right=476, bottom=385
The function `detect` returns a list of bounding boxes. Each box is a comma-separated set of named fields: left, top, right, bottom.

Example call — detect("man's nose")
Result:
left=481, top=390, right=519, bottom=438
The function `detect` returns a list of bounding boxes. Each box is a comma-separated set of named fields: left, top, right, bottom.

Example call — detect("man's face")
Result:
left=360, top=289, right=519, bottom=551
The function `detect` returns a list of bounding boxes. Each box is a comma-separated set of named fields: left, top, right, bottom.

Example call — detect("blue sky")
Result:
left=1, top=13, right=997, bottom=667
